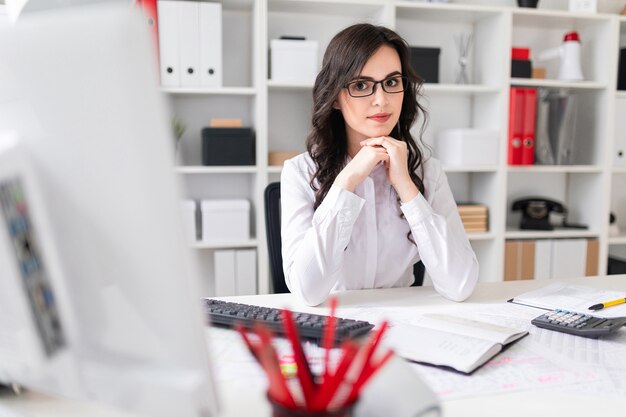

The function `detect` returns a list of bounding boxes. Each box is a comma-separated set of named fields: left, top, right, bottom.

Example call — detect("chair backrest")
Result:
left=264, top=182, right=289, bottom=293
left=264, top=181, right=424, bottom=293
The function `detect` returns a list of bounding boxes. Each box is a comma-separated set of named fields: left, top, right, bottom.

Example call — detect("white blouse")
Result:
left=280, top=152, right=478, bottom=306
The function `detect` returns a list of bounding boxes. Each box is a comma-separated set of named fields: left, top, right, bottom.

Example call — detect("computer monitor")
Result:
left=0, top=3, right=218, bottom=417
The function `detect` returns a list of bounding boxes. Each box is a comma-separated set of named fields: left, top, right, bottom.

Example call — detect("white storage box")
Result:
left=270, top=39, right=318, bottom=83
left=179, top=200, right=197, bottom=243
left=201, top=199, right=250, bottom=242
left=435, top=129, right=499, bottom=166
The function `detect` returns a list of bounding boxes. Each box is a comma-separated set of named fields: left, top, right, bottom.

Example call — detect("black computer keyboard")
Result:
left=204, top=299, right=374, bottom=343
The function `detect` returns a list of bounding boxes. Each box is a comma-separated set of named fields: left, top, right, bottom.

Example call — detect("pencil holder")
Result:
left=268, top=395, right=355, bottom=417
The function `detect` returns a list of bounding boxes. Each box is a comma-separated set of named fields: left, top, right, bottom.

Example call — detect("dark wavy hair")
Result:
left=306, top=23, right=428, bottom=209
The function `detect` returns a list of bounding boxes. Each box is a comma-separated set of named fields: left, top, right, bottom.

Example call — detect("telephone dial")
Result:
left=512, top=197, right=587, bottom=230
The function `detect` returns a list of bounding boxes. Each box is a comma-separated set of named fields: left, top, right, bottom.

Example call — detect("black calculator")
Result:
left=531, top=309, right=626, bottom=338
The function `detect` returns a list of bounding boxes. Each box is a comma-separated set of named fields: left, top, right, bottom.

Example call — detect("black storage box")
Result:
left=202, top=127, right=255, bottom=166
left=410, top=47, right=440, bottom=83
left=511, top=59, right=532, bottom=78
left=618, top=48, right=626, bottom=91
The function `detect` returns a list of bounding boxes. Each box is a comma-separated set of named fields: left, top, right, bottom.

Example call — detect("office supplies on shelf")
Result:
left=511, top=198, right=588, bottom=231
left=588, top=297, right=626, bottom=311
left=204, top=299, right=374, bottom=343
left=508, top=87, right=536, bottom=165
left=270, top=38, right=318, bottom=83
left=235, top=299, right=392, bottom=415
left=521, top=88, right=536, bottom=165
left=456, top=203, right=489, bottom=233
left=504, top=238, right=599, bottom=281
left=511, top=47, right=532, bottom=78
left=509, top=283, right=626, bottom=318
left=537, top=31, right=584, bottom=81
left=209, top=118, right=243, bottom=128
left=383, top=314, right=528, bottom=374
left=199, top=1, right=222, bottom=87
left=201, top=198, right=250, bottom=242
left=531, top=309, right=626, bottom=338
left=454, top=32, right=472, bottom=84
left=178, top=0, right=201, bottom=87
left=157, top=0, right=222, bottom=87
left=409, top=46, right=440, bottom=83
left=435, top=128, right=499, bottom=167
left=201, top=127, right=255, bottom=166
left=535, top=88, right=579, bottom=165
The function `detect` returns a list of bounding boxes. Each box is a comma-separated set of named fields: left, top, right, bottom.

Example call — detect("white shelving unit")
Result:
left=163, top=0, right=626, bottom=295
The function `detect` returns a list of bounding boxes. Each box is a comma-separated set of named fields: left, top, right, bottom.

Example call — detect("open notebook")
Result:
left=383, top=314, right=528, bottom=374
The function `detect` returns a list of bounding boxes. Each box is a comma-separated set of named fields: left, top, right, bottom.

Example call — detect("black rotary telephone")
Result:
left=512, top=197, right=587, bottom=230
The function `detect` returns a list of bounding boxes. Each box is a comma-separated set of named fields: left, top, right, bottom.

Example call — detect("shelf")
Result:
left=175, top=166, right=258, bottom=174
left=394, top=1, right=502, bottom=23
left=192, top=239, right=258, bottom=249
left=617, top=91, right=626, bottom=99
left=510, top=78, right=606, bottom=90
left=423, top=84, right=500, bottom=95
left=161, top=87, right=256, bottom=96
left=512, top=7, right=612, bottom=29
left=443, top=165, right=499, bottom=173
left=268, top=80, right=314, bottom=91
left=505, top=228, right=600, bottom=240
left=613, top=167, right=626, bottom=174
left=267, top=166, right=284, bottom=173
left=467, top=232, right=496, bottom=241
left=609, top=235, right=626, bottom=245
left=507, top=165, right=602, bottom=174
left=268, top=0, right=383, bottom=17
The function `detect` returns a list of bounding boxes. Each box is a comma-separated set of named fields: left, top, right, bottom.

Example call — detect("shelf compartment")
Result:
left=395, top=4, right=508, bottom=87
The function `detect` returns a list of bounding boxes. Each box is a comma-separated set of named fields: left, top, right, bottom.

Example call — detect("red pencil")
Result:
left=312, top=340, right=359, bottom=411
left=322, top=297, right=338, bottom=381
left=281, top=309, right=316, bottom=409
left=344, top=349, right=394, bottom=406
left=348, top=320, right=389, bottom=389
left=254, top=324, right=298, bottom=409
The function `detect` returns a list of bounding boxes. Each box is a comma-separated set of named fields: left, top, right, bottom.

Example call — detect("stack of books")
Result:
left=457, top=203, right=488, bottom=233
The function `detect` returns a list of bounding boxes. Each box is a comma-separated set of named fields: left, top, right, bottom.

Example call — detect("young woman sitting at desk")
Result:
left=281, top=24, right=478, bottom=306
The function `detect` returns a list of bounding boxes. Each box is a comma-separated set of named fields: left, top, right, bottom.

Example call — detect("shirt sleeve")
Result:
left=280, top=159, right=365, bottom=306
left=400, top=162, right=479, bottom=301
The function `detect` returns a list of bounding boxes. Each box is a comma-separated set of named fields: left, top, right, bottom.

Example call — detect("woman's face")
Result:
left=335, top=45, right=404, bottom=146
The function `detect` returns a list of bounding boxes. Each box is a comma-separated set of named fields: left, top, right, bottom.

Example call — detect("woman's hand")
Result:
left=333, top=145, right=389, bottom=192
left=360, top=136, right=418, bottom=203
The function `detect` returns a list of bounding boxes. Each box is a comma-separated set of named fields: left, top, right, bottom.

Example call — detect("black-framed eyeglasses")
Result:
left=345, top=75, right=408, bottom=98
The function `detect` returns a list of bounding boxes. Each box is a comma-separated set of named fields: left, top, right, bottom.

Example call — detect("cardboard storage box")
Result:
left=270, top=39, right=318, bottom=83
left=435, top=129, right=499, bottom=166
left=201, top=199, right=250, bottom=242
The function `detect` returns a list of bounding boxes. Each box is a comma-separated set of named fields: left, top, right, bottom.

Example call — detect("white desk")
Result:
left=2, top=275, right=626, bottom=417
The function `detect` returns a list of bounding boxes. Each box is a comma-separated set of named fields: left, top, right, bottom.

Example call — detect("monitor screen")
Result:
left=0, top=3, right=218, bottom=416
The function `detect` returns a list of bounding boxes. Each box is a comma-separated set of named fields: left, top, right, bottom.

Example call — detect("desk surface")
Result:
left=2, top=275, right=626, bottom=417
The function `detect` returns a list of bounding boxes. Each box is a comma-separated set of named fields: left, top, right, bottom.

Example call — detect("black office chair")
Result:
left=264, top=182, right=424, bottom=294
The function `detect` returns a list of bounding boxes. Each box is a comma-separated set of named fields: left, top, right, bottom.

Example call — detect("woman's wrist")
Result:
left=334, top=171, right=357, bottom=192
left=394, top=179, right=419, bottom=203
